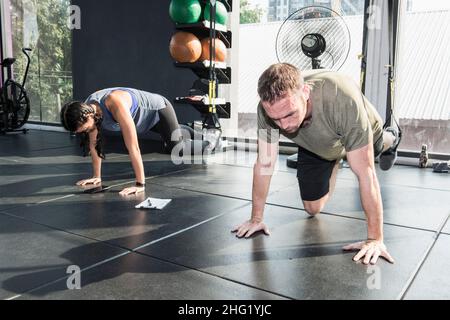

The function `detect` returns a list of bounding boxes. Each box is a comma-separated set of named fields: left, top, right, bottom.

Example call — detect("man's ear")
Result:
left=302, top=84, right=311, bottom=100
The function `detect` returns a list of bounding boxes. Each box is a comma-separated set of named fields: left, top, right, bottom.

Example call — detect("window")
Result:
left=8, top=0, right=72, bottom=124
left=395, top=1, right=450, bottom=154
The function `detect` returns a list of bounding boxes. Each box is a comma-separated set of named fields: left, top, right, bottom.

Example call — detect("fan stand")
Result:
left=312, top=58, right=322, bottom=70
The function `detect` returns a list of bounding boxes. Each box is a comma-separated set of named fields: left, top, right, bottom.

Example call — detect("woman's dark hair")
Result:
left=60, top=101, right=105, bottom=159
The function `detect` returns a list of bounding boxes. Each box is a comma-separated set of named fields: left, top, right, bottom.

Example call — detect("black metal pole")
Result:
left=360, top=0, right=371, bottom=93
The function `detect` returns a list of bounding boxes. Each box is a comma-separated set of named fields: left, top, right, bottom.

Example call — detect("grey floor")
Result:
left=0, top=130, right=449, bottom=300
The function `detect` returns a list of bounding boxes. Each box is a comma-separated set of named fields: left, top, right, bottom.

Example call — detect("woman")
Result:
left=60, top=87, right=208, bottom=195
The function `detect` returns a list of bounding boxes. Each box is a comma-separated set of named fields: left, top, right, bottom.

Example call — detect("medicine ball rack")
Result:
left=174, top=20, right=232, bottom=48
left=174, top=61, right=231, bottom=84
left=172, top=0, right=233, bottom=125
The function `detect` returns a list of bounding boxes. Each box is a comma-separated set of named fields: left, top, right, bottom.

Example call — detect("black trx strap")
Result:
left=0, top=7, right=4, bottom=83
left=385, top=0, right=401, bottom=135
left=360, top=0, right=371, bottom=93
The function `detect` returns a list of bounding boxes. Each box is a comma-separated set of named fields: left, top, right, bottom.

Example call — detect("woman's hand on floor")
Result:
left=76, top=177, right=101, bottom=186
left=119, top=185, right=145, bottom=196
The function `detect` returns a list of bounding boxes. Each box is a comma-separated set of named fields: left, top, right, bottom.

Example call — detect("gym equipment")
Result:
left=433, top=162, right=450, bottom=173
left=419, top=144, right=429, bottom=168
left=0, top=48, right=32, bottom=135
left=383, top=1, right=402, bottom=138
left=204, top=1, right=228, bottom=26
left=169, top=31, right=202, bottom=63
left=169, top=0, right=202, bottom=24
left=275, top=6, right=351, bottom=168
left=276, top=6, right=350, bottom=71
left=199, top=38, right=227, bottom=62
left=171, top=1, right=232, bottom=153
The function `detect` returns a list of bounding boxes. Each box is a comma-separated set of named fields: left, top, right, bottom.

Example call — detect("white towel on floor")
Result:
left=135, top=197, right=172, bottom=210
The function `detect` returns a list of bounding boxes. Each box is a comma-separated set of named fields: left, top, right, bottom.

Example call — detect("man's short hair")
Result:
left=257, top=63, right=304, bottom=103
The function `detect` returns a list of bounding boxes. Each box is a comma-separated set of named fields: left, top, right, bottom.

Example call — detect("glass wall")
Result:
left=395, top=0, right=450, bottom=155
left=8, top=0, right=72, bottom=124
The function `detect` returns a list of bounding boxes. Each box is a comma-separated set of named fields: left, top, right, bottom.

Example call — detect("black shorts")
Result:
left=297, top=146, right=337, bottom=202
left=297, top=138, right=384, bottom=202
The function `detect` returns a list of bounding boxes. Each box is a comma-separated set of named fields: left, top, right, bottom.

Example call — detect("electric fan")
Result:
left=275, top=6, right=351, bottom=168
left=276, top=5, right=351, bottom=71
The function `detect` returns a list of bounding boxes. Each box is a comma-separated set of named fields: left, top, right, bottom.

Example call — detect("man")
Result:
left=232, top=63, right=401, bottom=265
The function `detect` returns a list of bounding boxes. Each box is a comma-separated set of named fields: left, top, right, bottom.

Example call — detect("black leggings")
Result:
left=152, top=98, right=206, bottom=153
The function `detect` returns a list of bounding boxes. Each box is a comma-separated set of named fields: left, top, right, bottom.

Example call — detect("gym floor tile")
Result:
left=0, top=159, right=65, bottom=185
left=442, top=220, right=450, bottom=235
left=267, top=178, right=450, bottom=232
left=0, top=130, right=76, bottom=154
left=137, top=205, right=435, bottom=300
left=0, top=146, right=81, bottom=162
left=208, top=150, right=293, bottom=173
left=48, top=159, right=134, bottom=178
left=51, top=154, right=197, bottom=181
left=4, top=155, right=190, bottom=185
left=0, top=213, right=127, bottom=300
left=3, top=183, right=250, bottom=250
left=0, top=163, right=84, bottom=211
left=0, top=130, right=163, bottom=153
left=148, top=163, right=298, bottom=200
left=0, top=154, right=197, bottom=212
left=0, top=147, right=127, bottom=165
left=1, top=132, right=448, bottom=299
left=214, top=150, right=450, bottom=192
left=339, top=164, right=450, bottom=192
left=0, top=171, right=110, bottom=212
left=17, top=252, right=286, bottom=300
left=404, top=234, right=450, bottom=300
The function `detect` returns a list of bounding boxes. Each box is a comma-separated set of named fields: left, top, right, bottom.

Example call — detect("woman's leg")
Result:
left=156, top=98, right=184, bottom=150
left=155, top=98, right=208, bottom=154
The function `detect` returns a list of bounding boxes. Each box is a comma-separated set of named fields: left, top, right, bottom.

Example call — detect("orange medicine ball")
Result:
left=169, top=31, right=202, bottom=63
left=199, top=38, right=227, bottom=62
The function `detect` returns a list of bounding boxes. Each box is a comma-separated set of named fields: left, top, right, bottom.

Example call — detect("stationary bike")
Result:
left=0, top=47, right=32, bottom=135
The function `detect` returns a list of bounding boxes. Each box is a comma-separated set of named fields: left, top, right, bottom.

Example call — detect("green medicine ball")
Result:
left=204, top=1, right=228, bottom=25
left=169, top=0, right=202, bottom=24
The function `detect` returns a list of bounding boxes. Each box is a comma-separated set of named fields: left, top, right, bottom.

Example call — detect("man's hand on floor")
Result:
left=343, top=240, right=395, bottom=265
left=232, top=220, right=271, bottom=238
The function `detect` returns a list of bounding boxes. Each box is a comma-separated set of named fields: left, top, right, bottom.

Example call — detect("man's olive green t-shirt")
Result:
left=257, top=70, right=384, bottom=161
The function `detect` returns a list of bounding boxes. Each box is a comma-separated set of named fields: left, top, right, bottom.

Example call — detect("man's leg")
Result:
left=379, top=127, right=401, bottom=171
left=302, top=161, right=340, bottom=215
left=381, top=130, right=395, bottom=152
left=297, top=146, right=339, bottom=216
